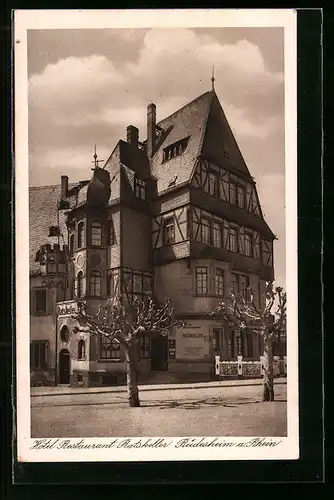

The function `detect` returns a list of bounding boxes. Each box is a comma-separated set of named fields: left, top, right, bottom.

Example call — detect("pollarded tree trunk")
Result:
left=262, top=336, right=275, bottom=401
left=125, top=339, right=140, bottom=407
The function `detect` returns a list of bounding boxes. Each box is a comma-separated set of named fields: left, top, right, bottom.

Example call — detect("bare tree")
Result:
left=72, top=296, right=183, bottom=407
left=210, top=282, right=286, bottom=401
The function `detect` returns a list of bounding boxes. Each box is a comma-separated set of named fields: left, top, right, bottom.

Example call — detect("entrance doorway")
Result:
left=151, top=337, right=168, bottom=371
left=59, top=349, right=70, bottom=384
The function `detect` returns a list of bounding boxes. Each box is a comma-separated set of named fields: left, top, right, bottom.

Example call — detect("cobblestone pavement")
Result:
left=31, top=382, right=287, bottom=438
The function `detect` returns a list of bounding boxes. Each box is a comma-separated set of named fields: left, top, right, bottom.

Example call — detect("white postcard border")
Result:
left=14, top=8, right=298, bottom=463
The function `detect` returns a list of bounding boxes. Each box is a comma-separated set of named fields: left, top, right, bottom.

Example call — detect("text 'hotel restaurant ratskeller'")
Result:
left=29, top=86, right=285, bottom=387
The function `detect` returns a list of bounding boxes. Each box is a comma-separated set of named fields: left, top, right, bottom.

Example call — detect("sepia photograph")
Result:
left=15, top=9, right=298, bottom=462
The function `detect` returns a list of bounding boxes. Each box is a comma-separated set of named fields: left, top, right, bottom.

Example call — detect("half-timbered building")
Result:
left=29, top=88, right=280, bottom=387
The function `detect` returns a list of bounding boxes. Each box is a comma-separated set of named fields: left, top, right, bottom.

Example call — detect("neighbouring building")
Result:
left=29, top=87, right=283, bottom=387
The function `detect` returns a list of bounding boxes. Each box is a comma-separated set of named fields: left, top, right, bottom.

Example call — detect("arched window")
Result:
left=90, top=270, right=101, bottom=296
left=60, top=325, right=69, bottom=343
left=78, top=222, right=85, bottom=248
left=70, top=234, right=75, bottom=254
left=78, top=339, right=86, bottom=360
left=77, top=271, right=84, bottom=298
left=91, top=220, right=102, bottom=246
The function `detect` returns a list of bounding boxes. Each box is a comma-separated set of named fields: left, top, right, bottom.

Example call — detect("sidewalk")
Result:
left=31, top=377, right=287, bottom=398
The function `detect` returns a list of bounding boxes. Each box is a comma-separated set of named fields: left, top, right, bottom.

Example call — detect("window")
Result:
left=135, top=177, right=146, bottom=200
left=78, top=221, right=85, bottom=248
left=30, top=341, right=48, bottom=369
left=212, top=328, right=222, bottom=352
left=237, top=185, right=245, bottom=208
left=215, top=269, right=224, bottom=296
left=230, top=182, right=237, bottom=205
left=162, top=137, right=189, bottom=162
left=213, top=221, right=222, bottom=247
left=163, top=217, right=175, bottom=245
left=121, top=268, right=153, bottom=303
left=201, top=216, right=211, bottom=245
left=91, top=221, right=102, bottom=246
left=239, top=275, right=250, bottom=300
left=241, top=331, right=253, bottom=357
left=90, top=271, right=101, bottom=297
left=77, top=271, right=84, bottom=298
left=60, top=325, right=69, bottom=343
left=207, top=171, right=219, bottom=197
left=108, top=219, right=115, bottom=246
left=229, top=227, right=238, bottom=252
left=133, top=273, right=142, bottom=293
left=244, top=232, right=253, bottom=257
left=35, top=290, right=47, bottom=314
left=230, top=273, right=238, bottom=295
left=48, top=262, right=57, bottom=273
left=107, top=269, right=119, bottom=296
left=258, top=280, right=262, bottom=309
left=100, top=336, right=121, bottom=360
left=196, top=267, right=208, bottom=295
left=230, top=273, right=249, bottom=299
left=78, top=340, right=86, bottom=360
left=139, top=336, right=150, bottom=358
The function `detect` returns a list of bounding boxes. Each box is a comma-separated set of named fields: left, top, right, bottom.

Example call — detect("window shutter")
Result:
left=220, top=170, right=229, bottom=202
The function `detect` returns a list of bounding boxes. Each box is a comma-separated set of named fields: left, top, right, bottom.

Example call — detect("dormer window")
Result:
left=134, top=177, right=146, bottom=200
left=162, top=137, right=189, bottom=163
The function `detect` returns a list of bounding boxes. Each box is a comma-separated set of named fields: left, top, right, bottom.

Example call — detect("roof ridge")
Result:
left=29, top=182, right=80, bottom=190
left=157, top=90, right=213, bottom=126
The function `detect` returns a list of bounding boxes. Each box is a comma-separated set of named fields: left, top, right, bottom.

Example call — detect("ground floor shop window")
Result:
left=100, top=336, right=121, bottom=360
left=241, top=331, right=253, bottom=358
left=212, top=328, right=223, bottom=353
left=139, top=336, right=150, bottom=358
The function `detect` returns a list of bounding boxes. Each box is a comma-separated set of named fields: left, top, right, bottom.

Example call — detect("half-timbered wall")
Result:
left=260, top=238, right=274, bottom=267
left=152, top=205, right=189, bottom=249
left=192, top=159, right=261, bottom=216
left=191, top=206, right=261, bottom=260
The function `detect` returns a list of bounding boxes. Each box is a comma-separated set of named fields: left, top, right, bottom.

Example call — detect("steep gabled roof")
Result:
left=150, top=91, right=213, bottom=194
left=201, top=91, right=253, bottom=179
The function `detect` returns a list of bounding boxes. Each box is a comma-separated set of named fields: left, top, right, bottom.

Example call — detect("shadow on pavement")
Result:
left=141, top=397, right=287, bottom=410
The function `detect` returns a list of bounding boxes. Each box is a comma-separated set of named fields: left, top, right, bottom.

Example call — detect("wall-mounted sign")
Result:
left=176, top=329, right=210, bottom=360
left=57, top=302, right=78, bottom=317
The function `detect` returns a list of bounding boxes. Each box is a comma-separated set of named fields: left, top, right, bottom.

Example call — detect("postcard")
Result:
left=14, top=8, right=298, bottom=463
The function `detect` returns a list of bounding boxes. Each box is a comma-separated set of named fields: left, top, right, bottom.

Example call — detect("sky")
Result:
left=27, top=27, right=285, bottom=288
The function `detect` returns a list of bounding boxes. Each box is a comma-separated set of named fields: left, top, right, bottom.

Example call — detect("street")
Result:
left=31, top=381, right=287, bottom=438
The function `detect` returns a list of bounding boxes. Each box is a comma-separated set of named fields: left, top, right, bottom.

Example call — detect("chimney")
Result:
left=127, top=125, right=139, bottom=147
left=61, top=175, right=68, bottom=199
left=147, top=103, right=156, bottom=157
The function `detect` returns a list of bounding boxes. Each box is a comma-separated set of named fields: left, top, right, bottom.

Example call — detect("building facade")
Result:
left=29, top=89, right=282, bottom=387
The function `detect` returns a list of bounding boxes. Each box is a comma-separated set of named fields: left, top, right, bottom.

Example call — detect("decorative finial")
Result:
left=211, top=65, right=215, bottom=91
left=91, top=144, right=104, bottom=170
